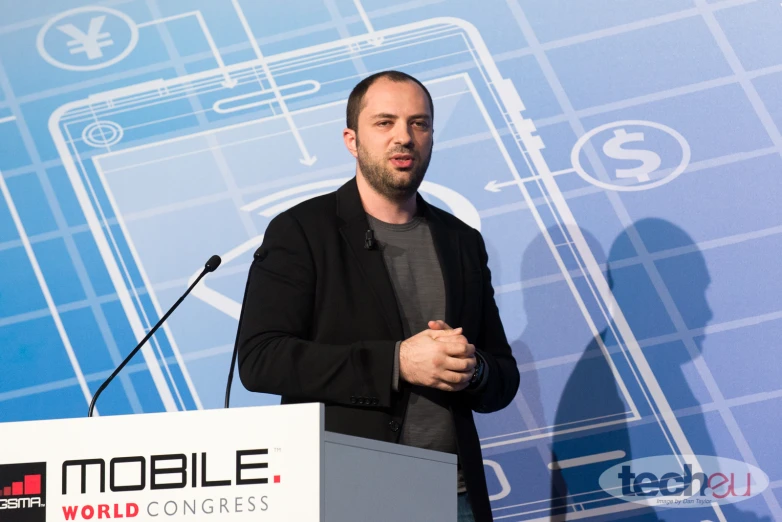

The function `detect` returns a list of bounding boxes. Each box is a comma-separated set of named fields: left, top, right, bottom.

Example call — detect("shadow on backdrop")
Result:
left=543, top=219, right=772, bottom=521
left=514, top=226, right=620, bottom=520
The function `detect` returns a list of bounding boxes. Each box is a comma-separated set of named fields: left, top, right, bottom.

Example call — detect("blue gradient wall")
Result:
left=1, top=1, right=780, bottom=520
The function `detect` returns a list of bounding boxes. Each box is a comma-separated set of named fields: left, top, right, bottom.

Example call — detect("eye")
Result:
left=413, top=121, right=430, bottom=130
left=377, top=121, right=391, bottom=127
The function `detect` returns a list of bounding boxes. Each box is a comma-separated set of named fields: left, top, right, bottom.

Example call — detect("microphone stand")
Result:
left=88, top=255, right=221, bottom=417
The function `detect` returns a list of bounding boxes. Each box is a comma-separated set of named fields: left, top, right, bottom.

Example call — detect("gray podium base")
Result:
left=324, top=431, right=458, bottom=522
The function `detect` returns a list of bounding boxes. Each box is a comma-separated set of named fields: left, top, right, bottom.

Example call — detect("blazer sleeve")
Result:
left=461, top=229, right=520, bottom=414
left=236, top=211, right=396, bottom=408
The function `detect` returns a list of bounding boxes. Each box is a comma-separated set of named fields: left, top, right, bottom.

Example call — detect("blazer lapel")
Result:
left=337, top=178, right=404, bottom=339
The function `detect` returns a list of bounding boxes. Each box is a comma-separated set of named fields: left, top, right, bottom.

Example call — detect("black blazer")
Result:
left=237, top=177, right=519, bottom=521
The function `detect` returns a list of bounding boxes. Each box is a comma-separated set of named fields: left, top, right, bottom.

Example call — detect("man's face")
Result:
left=345, top=78, right=433, bottom=201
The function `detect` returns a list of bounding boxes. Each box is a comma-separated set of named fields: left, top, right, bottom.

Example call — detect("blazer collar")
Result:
left=336, top=175, right=430, bottom=222
left=336, top=177, right=464, bottom=337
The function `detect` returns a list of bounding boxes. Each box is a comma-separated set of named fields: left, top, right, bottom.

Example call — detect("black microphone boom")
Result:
left=88, top=255, right=222, bottom=417
left=225, top=273, right=250, bottom=409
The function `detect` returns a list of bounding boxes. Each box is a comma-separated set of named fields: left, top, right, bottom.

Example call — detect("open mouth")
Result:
left=389, top=154, right=414, bottom=169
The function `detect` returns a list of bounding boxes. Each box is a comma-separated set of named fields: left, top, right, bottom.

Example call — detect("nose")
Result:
left=392, top=123, right=414, bottom=147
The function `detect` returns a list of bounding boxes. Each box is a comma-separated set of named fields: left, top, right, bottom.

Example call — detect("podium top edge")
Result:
left=324, top=431, right=457, bottom=465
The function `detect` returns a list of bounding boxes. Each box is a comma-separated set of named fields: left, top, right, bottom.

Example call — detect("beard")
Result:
left=357, top=139, right=432, bottom=202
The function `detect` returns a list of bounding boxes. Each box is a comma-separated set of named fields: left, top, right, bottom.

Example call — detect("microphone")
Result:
left=88, top=255, right=222, bottom=417
left=364, top=229, right=376, bottom=250
left=223, top=247, right=264, bottom=408
left=225, top=273, right=249, bottom=409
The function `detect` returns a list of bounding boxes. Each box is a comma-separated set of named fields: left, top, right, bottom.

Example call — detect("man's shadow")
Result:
left=543, top=219, right=771, bottom=521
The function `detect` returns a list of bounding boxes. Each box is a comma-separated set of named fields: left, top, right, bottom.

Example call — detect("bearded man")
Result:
left=236, top=71, right=520, bottom=521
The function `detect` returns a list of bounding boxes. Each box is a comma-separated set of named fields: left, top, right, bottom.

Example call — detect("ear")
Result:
left=343, top=128, right=358, bottom=159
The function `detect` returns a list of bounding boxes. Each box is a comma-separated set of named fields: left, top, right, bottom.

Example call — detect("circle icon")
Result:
left=570, top=120, right=691, bottom=192
left=194, top=178, right=483, bottom=320
left=82, top=120, right=124, bottom=147
left=37, top=6, right=139, bottom=72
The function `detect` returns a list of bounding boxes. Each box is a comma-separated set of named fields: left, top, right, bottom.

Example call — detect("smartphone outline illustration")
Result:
left=46, top=14, right=718, bottom=521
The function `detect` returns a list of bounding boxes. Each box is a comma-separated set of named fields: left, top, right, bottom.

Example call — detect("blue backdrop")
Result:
left=1, top=0, right=781, bottom=520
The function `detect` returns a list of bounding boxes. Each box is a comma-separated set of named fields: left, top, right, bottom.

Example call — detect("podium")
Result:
left=0, top=403, right=457, bottom=521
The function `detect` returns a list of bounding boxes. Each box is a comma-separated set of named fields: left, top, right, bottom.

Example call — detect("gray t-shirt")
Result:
left=366, top=213, right=466, bottom=493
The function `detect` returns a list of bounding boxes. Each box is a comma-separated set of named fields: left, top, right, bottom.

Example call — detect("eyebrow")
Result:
left=370, top=112, right=432, bottom=121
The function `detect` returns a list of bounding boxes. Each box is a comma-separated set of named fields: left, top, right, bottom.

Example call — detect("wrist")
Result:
left=467, top=354, right=484, bottom=388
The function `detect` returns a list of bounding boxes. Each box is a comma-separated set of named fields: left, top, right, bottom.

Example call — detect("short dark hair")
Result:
left=346, top=70, right=434, bottom=132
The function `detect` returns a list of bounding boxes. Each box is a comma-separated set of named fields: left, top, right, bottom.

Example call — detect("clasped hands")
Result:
left=399, top=320, right=476, bottom=392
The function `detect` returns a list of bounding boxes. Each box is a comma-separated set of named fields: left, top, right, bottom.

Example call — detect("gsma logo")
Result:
left=0, top=462, right=46, bottom=521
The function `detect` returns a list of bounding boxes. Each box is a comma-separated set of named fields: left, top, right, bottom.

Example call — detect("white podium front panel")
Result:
left=0, top=403, right=323, bottom=521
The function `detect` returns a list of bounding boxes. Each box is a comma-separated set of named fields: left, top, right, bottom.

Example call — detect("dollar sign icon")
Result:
left=602, top=128, right=662, bottom=183
left=571, top=120, right=690, bottom=192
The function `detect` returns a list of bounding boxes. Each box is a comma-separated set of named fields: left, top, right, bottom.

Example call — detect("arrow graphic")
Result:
left=485, top=169, right=575, bottom=193
left=138, top=12, right=236, bottom=88
left=353, top=0, right=383, bottom=46
left=230, top=0, right=317, bottom=166
left=484, top=179, right=520, bottom=192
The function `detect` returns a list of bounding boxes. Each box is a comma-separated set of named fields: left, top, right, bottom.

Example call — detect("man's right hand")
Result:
left=399, top=327, right=476, bottom=392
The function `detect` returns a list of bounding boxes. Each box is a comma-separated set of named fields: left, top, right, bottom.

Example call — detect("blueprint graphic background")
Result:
left=1, top=1, right=781, bottom=520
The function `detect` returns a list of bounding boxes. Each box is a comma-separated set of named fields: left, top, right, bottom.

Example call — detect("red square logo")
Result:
left=25, top=474, right=41, bottom=495
left=11, top=481, right=23, bottom=495
left=274, top=475, right=281, bottom=483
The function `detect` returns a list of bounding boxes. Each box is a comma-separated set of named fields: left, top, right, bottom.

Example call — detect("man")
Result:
left=236, top=70, right=519, bottom=521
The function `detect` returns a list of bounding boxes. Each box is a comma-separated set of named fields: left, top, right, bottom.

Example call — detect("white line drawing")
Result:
left=1, top=2, right=775, bottom=518
left=485, top=179, right=522, bottom=192
left=36, top=6, right=139, bottom=72
left=0, top=169, right=95, bottom=414
left=481, top=411, right=632, bottom=444
left=189, top=235, right=265, bottom=321
left=81, top=120, right=123, bottom=148
left=137, top=11, right=237, bottom=88
left=491, top=480, right=672, bottom=521
left=548, top=450, right=626, bottom=470
left=496, top=2, right=724, bottom=508
left=571, top=120, right=692, bottom=192
left=91, top=157, right=202, bottom=412
left=50, top=119, right=182, bottom=413
left=484, top=460, right=511, bottom=501
left=0, top=115, right=16, bottom=124
left=58, top=15, right=113, bottom=59
left=240, top=178, right=350, bottom=213
left=679, top=1, right=782, bottom=513
left=418, top=19, right=716, bottom=520
left=515, top=107, right=723, bottom=522
left=458, top=71, right=642, bottom=449
left=484, top=167, right=576, bottom=192
left=212, top=79, right=320, bottom=115
left=46, top=16, right=715, bottom=520
left=230, top=0, right=317, bottom=166
left=420, top=179, right=481, bottom=230
left=353, top=0, right=383, bottom=46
